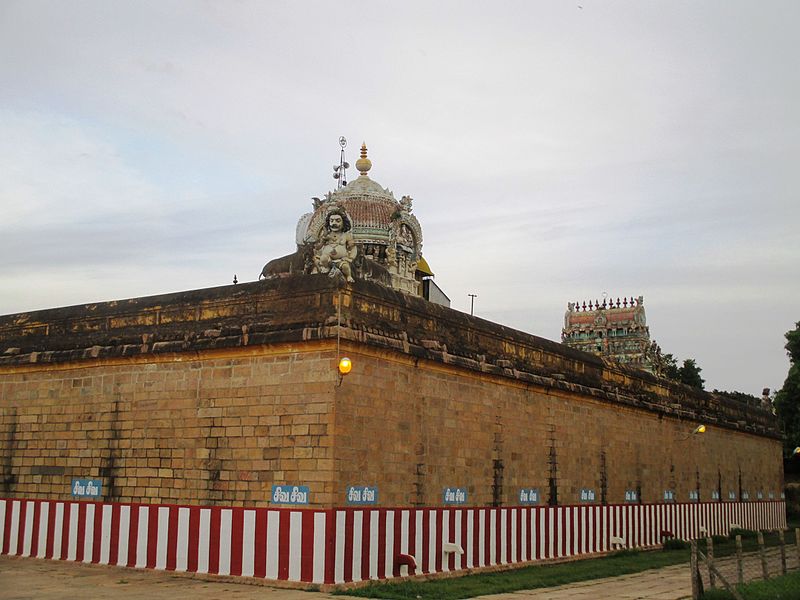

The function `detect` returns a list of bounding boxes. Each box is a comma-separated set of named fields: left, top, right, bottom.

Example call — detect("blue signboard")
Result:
left=518, top=488, right=540, bottom=504
left=442, top=488, right=467, bottom=505
left=346, top=486, right=378, bottom=505
left=271, top=485, right=309, bottom=505
left=71, top=479, right=102, bottom=498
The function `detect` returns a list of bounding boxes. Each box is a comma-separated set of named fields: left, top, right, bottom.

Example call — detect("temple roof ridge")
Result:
left=568, top=295, right=644, bottom=311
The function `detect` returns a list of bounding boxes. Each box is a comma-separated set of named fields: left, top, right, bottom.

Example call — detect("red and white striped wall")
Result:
left=0, top=499, right=786, bottom=585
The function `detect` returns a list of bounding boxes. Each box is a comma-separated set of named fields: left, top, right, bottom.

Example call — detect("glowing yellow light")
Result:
left=338, top=357, right=352, bottom=375
left=793, top=447, right=800, bottom=457
left=694, top=424, right=706, bottom=434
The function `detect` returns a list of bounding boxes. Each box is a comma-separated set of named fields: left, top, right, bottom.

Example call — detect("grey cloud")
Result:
left=1, top=0, right=797, bottom=397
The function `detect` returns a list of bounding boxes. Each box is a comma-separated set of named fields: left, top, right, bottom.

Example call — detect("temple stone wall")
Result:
left=334, top=346, right=784, bottom=507
left=0, top=277, right=783, bottom=508
left=0, top=345, right=337, bottom=506
left=1, top=340, right=782, bottom=508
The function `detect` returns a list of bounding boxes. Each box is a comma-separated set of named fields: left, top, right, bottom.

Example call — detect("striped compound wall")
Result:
left=0, top=498, right=786, bottom=586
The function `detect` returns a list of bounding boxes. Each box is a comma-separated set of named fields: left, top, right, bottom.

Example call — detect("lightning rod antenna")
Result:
left=332, top=136, right=349, bottom=189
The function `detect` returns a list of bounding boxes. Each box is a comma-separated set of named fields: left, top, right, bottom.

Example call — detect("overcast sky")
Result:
left=1, top=1, right=798, bottom=396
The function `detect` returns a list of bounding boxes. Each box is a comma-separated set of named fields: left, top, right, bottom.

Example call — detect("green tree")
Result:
left=661, top=353, right=680, bottom=381
left=774, top=321, right=800, bottom=457
left=678, top=358, right=705, bottom=390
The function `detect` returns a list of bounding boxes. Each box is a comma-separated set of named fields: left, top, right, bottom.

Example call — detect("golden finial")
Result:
left=355, top=141, right=372, bottom=176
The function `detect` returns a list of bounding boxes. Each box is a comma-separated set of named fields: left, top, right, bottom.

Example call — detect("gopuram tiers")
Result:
left=562, top=295, right=658, bottom=372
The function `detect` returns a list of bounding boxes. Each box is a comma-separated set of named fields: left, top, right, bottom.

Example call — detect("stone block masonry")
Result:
left=0, top=345, right=338, bottom=506
left=334, top=346, right=783, bottom=508
left=0, top=275, right=784, bottom=509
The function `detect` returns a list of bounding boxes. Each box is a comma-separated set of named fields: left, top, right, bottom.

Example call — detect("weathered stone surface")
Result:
left=0, top=275, right=782, bottom=507
left=0, top=275, right=778, bottom=439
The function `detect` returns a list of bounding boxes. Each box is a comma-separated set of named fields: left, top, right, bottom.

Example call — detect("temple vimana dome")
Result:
left=260, top=142, right=448, bottom=304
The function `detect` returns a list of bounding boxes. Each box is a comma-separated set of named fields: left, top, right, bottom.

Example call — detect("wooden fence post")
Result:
left=796, top=528, right=800, bottom=568
left=779, top=529, right=787, bottom=575
left=706, top=536, right=715, bottom=588
left=690, top=540, right=700, bottom=600
left=735, top=534, right=743, bottom=585
left=696, top=544, right=743, bottom=600
left=707, top=560, right=745, bottom=600
left=757, top=530, right=769, bottom=580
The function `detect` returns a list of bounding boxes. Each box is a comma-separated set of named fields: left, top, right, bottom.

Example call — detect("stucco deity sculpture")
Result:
left=314, top=208, right=357, bottom=282
left=398, top=224, right=414, bottom=248
left=386, top=244, right=397, bottom=268
left=260, top=143, right=427, bottom=295
left=564, top=302, right=575, bottom=330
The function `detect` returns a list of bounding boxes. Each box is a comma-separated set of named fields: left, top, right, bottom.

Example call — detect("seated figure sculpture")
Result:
left=314, top=208, right=356, bottom=282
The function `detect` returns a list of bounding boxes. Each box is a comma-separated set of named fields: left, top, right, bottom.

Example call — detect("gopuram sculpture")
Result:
left=562, top=295, right=656, bottom=372
left=313, top=207, right=357, bottom=282
left=260, top=143, right=436, bottom=299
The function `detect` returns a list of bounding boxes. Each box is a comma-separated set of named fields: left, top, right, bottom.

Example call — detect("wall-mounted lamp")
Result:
left=338, top=357, right=352, bottom=375
left=792, top=447, right=800, bottom=457
left=680, top=424, right=707, bottom=440
left=336, top=356, right=352, bottom=387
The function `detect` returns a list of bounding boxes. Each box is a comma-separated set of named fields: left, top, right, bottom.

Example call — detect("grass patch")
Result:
left=729, top=527, right=758, bottom=540
left=663, top=538, right=690, bottom=551
left=708, top=529, right=794, bottom=559
left=338, top=528, right=799, bottom=600
left=711, top=535, right=729, bottom=545
left=337, top=548, right=691, bottom=600
left=702, top=570, right=800, bottom=600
